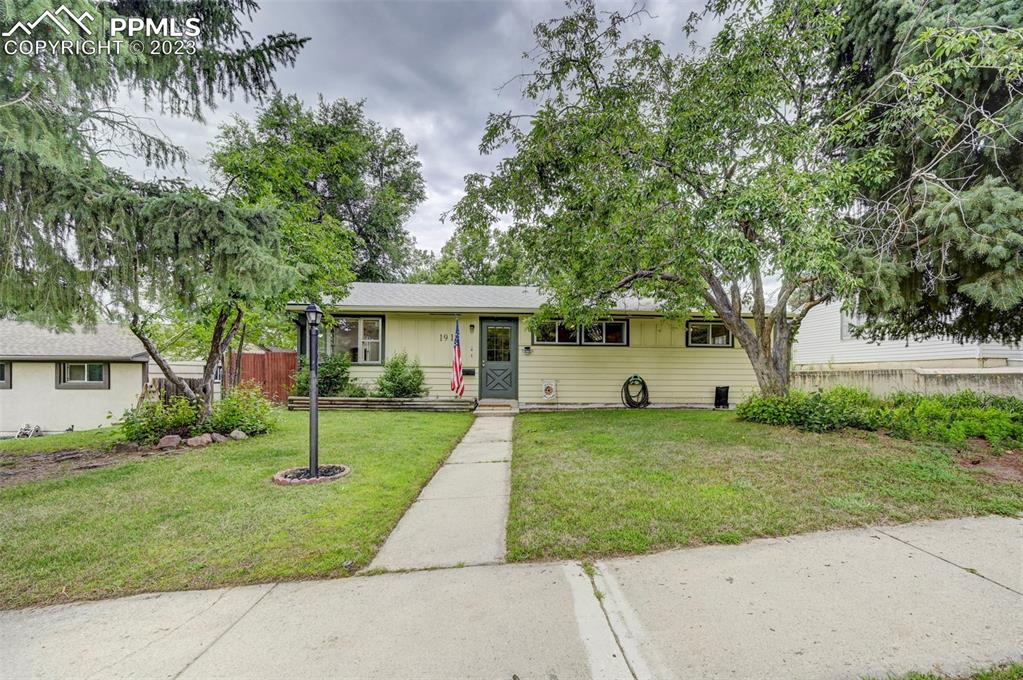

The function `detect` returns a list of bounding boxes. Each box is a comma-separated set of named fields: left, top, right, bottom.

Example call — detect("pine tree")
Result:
left=835, top=1, right=1023, bottom=343
left=0, top=0, right=308, bottom=416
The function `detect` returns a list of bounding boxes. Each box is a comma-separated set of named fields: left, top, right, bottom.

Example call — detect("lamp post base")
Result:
left=272, top=464, right=351, bottom=486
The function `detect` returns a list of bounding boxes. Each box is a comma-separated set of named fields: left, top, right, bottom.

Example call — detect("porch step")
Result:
left=473, top=399, right=519, bottom=417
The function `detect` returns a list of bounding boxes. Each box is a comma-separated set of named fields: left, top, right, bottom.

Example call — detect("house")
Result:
left=0, top=321, right=149, bottom=435
left=793, top=302, right=1023, bottom=369
left=287, top=282, right=759, bottom=408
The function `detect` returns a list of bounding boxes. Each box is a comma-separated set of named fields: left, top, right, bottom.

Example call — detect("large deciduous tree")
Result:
left=0, top=0, right=307, bottom=417
left=453, top=0, right=865, bottom=395
left=834, top=1, right=1023, bottom=344
left=211, top=94, right=427, bottom=284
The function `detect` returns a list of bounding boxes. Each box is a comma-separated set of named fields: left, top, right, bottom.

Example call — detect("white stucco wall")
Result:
left=0, top=361, right=145, bottom=434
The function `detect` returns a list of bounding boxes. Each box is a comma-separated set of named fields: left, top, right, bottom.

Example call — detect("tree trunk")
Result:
left=130, top=305, right=244, bottom=422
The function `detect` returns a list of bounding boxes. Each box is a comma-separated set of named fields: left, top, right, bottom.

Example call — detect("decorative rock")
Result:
left=186, top=433, right=213, bottom=447
left=210, top=433, right=229, bottom=444
left=229, top=429, right=248, bottom=440
left=112, top=442, right=140, bottom=453
left=156, top=434, right=181, bottom=450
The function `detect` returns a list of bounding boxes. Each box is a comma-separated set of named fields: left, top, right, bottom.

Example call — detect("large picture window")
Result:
left=329, top=317, right=383, bottom=364
left=533, top=320, right=628, bottom=346
left=0, top=361, right=10, bottom=389
left=56, top=362, right=109, bottom=389
left=686, top=321, right=733, bottom=348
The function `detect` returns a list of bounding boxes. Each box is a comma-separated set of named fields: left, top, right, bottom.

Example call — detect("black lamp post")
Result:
left=305, top=304, right=323, bottom=477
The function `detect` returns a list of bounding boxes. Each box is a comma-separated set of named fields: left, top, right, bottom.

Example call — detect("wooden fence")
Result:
left=151, top=377, right=207, bottom=403
left=227, top=350, right=298, bottom=404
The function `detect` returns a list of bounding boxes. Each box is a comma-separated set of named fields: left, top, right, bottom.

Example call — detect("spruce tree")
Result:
left=835, top=1, right=1023, bottom=343
left=0, top=1, right=308, bottom=416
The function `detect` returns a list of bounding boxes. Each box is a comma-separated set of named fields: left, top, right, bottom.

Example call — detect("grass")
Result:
left=0, top=426, right=125, bottom=455
left=867, top=663, right=1023, bottom=680
left=508, top=410, right=1023, bottom=561
left=0, top=410, right=472, bottom=609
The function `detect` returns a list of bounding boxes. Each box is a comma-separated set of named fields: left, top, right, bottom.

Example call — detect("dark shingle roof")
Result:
left=0, top=321, right=148, bottom=361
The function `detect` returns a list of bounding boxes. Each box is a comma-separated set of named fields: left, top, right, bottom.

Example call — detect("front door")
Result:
left=480, top=318, right=518, bottom=399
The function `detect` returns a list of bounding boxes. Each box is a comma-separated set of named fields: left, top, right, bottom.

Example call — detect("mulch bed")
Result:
left=273, top=464, right=351, bottom=486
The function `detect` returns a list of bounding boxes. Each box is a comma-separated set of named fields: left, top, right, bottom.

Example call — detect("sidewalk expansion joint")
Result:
left=585, top=567, right=640, bottom=680
left=875, top=528, right=1023, bottom=598
left=171, top=583, right=278, bottom=679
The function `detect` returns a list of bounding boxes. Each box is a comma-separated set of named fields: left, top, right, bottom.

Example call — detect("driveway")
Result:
left=2, top=516, right=1021, bottom=679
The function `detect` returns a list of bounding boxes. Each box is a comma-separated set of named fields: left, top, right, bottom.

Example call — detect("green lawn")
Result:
left=869, top=663, right=1023, bottom=680
left=0, top=426, right=125, bottom=455
left=0, top=410, right=472, bottom=609
left=508, top=410, right=1023, bottom=561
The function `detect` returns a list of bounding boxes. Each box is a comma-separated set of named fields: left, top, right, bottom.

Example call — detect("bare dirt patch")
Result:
left=0, top=446, right=184, bottom=488
left=958, top=440, right=1023, bottom=483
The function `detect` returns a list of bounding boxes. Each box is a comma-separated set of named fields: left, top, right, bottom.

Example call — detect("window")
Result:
left=533, top=321, right=578, bottom=345
left=329, top=317, right=383, bottom=364
left=534, top=320, right=629, bottom=346
left=840, top=312, right=864, bottom=341
left=686, top=321, right=733, bottom=348
left=56, top=362, right=109, bottom=389
left=582, top=321, right=628, bottom=345
left=0, top=361, right=10, bottom=389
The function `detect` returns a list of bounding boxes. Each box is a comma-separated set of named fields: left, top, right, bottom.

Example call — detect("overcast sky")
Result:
left=125, top=0, right=704, bottom=254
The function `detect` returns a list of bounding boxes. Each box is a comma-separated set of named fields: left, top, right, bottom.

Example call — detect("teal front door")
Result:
left=480, top=319, right=518, bottom=399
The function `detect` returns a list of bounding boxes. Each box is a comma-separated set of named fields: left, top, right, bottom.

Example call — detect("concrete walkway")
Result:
left=3, top=516, right=1021, bottom=679
left=367, top=416, right=512, bottom=571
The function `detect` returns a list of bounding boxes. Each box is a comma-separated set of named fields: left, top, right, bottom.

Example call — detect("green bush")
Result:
left=341, top=381, right=371, bottom=397
left=737, top=387, right=1023, bottom=447
left=208, top=383, right=277, bottom=435
left=121, top=396, right=199, bottom=444
left=375, top=352, right=427, bottom=398
left=292, top=353, right=352, bottom=397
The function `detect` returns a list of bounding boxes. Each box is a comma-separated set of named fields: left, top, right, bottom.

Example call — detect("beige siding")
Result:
left=517, top=317, right=757, bottom=405
left=338, top=313, right=758, bottom=405
left=0, top=361, right=145, bottom=434
left=346, top=313, right=481, bottom=399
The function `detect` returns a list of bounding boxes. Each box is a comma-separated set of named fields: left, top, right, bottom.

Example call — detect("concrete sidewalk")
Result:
left=367, top=416, right=513, bottom=571
left=2, top=516, right=1021, bottom=679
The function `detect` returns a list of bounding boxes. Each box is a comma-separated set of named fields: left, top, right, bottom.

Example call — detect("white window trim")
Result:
left=64, top=362, right=106, bottom=383
left=581, top=320, right=629, bottom=346
left=328, top=317, right=384, bottom=365
left=686, top=321, right=733, bottom=348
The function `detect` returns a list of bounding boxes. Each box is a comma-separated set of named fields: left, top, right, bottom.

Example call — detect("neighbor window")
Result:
left=686, top=322, right=733, bottom=348
left=329, top=317, right=383, bottom=364
left=0, top=361, right=10, bottom=389
left=533, top=321, right=578, bottom=345
left=56, top=362, right=109, bottom=389
left=839, top=311, right=864, bottom=341
left=582, top=321, right=628, bottom=345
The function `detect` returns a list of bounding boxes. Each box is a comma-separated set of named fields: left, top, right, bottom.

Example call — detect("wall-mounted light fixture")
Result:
left=469, top=323, right=476, bottom=333
left=523, top=346, right=532, bottom=355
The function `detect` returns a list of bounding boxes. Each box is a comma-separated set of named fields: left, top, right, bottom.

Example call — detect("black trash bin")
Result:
left=714, top=386, right=729, bottom=409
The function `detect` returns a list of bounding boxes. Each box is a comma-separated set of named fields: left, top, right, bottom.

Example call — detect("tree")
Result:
left=453, top=0, right=866, bottom=395
left=833, top=1, right=1023, bottom=345
left=0, top=1, right=307, bottom=417
left=211, top=94, right=427, bottom=284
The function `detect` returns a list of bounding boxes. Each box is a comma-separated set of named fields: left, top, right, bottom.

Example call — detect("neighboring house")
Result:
left=0, top=321, right=149, bottom=435
left=794, top=303, right=1023, bottom=369
left=287, top=282, right=759, bottom=408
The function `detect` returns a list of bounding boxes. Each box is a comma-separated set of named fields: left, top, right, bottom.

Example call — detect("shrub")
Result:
left=341, top=381, right=371, bottom=398
left=737, top=387, right=1023, bottom=447
left=121, top=396, right=199, bottom=444
left=292, top=353, right=352, bottom=397
left=208, top=383, right=277, bottom=435
left=375, top=352, right=427, bottom=398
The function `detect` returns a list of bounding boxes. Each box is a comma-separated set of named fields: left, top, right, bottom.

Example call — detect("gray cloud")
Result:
left=117, top=0, right=706, bottom=253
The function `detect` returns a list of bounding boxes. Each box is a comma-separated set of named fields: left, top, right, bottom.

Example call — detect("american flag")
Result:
left=450, top=319, right=465, bottom=397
